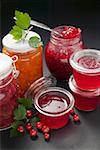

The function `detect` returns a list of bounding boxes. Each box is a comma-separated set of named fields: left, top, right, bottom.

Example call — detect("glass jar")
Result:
left=45, top=26, right=83, bottom=80
left=2, top=31, right=43, bottom=97
left=25, top=76, right=75, bottom=129
left=0, top=53, right=18, bottom=130
left=69, top=75, right=100, bottom=111
left=70, top=49, right=100, bottom=90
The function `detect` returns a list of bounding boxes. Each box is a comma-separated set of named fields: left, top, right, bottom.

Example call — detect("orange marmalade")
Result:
left=2, top=31, right=43, bottom=97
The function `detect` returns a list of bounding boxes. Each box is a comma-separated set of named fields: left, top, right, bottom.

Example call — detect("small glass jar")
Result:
left=25, top=76, right=75, bottom=129
left=45, top=25, right=83, bottom=80
left=69, top=75, right=100, bottom=111
left=2, top=31, right=43, bottom=97
left=0, top=53, right=18, bottom=130
left=70, top=49, right=100, bottom=90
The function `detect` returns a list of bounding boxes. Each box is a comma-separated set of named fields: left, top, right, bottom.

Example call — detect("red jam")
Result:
left=73, top=94, right=99, bottom=111
left=45, top=26, right=83, bottom=80
left=70, top=49, right=100, bottom=90
left=0, top=73, right=18, bottom=129
left=69, top=75, right=100, bottom=111
left=38, top=94, right=70, bottom=129
left=61, top=26, right=79, bottom=39
left=25, top=77, right=74, bottom=129
left=34, top=86, right=74, bottom=129
left=38, top=95, right=68, bottom=114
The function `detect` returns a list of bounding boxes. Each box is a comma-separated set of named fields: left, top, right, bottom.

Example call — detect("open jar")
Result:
left=25, top=76, right=75, bottom=129
left=70, top=49, right=100, bottom=90
left=45, top=25, right=83, bottom=80
left=0, top=53, right=18, bottom=130
left=2, top=31, right=43, bottom=97
left=69, top=75, right=100, bottom=111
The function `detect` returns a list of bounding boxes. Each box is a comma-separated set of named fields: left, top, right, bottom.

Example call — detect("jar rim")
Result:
left=25, top=76, right=57, bottom=99
left=69, top=75, right=100, bottom=97
left=70, top=49, right=100, bottom=74
left=34, top=87, right=75, bottom=117
left=51, top=25, right=81, bottom=41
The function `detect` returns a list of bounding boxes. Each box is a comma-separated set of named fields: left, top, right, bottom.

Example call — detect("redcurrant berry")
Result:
left=73, top=114, right=80, bottom=122
left=70, top=109, right=75, bottom=116
left=17, top=125, right=24, bottom=134
left=30, top=129, right=38, bottom=140
left=44, top=133, right=50, bottom=141
left=36, top=121, right=43, bottom=132
left=26, top=110, right=33, bottom=118
left=25, top=123, right=32, bottom=131
left=42, top=125, right=50, bottom=133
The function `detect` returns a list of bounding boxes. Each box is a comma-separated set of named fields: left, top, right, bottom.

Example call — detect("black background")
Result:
left=0, top=0, right=100, bottom=150
left=1, top=0, right=100, bottom=49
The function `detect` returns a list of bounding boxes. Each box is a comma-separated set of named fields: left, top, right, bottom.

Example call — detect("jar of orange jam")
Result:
left=2, top=31, right=43, bottom=97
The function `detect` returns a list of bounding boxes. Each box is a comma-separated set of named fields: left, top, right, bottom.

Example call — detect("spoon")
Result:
left=14, top=17, right=63, bottom=37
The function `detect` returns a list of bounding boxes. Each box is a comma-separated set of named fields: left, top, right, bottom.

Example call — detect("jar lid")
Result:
left=2, top=31, right=41, bottom=53
left=69, top=75, right=100, bottom=97
left=70, top=49, right=100, bottom=74
left=34, top=87, right=75, bottom=117
left=0, top=53, right=13, bottom=80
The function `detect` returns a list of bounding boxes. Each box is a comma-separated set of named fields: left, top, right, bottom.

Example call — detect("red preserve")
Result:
left=45, top=26, right=83, bottom=80
left=0, top=53, right=18, bottom=130
left=35, top=87, right=74, bottom=129
left=25, top=76, right=75, bottom=129
left=69, top=75, right=100, bottom=111
left=70, top=49, right=100, bottom=90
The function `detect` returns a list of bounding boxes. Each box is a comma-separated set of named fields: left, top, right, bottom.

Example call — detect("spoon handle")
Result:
left=30, top=20, right=52, bottom=32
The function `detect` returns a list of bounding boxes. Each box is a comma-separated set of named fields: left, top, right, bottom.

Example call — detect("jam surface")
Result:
left=38, top=95, right=68, bottom=114
left=61, top=26, right=79, bottom=39
left=78, top=55, right=100, bottom=69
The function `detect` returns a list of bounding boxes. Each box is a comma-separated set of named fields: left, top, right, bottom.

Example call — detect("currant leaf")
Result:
left=10, top=128, right=19, bottom=137
left=14, top=105, right=26, bottom=121
left=10, top=25, right=23, bottom=40
left=28, top=36, right=43, bottom=48
left=11, top=121, right=24, bottom=129
left=15, top=10, right=31, bottom=29
left=18, top=98, right=33, bottom=109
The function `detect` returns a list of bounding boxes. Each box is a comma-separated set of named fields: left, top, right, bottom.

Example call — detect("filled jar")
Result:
left=2, top=31, right=43, bottom=97
left=0, top=53, right=18, bottom=130
left=69, top=75, right=100, bottom=111
left=45, top=25, right=83, bottom=80
left=25, top=76, right=75, bottom=129
left=70, top=49, right=100, bottom=90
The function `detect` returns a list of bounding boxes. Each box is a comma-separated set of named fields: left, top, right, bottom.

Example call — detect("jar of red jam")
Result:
left=25, top=76, right=75, bottom=129
left=0, top=53, right=18, bottom=130
left=45, top=26, right=83, bottom=80
left=2, top=31, right=43, bottom=97
left=70, top=49, right=100, bottom=90
left=69, top=75, right=100, bottom=111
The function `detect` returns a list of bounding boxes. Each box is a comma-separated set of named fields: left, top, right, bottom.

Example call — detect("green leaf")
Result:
left=18, top=98, right=33, bottom=109
left=10, top=128, right=19, bottom=137
left=10, top=25, right=23, bottom=40
left=30, top=117, right=40, bottom=127
left=28, top=36, right=43, bottom=48
left=11, top=121, right=24, bottom=129
left=14, top=105, right=26, bottom=121
left=15, top=10, right=31, bottom=29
